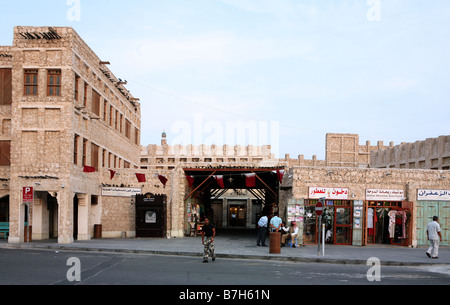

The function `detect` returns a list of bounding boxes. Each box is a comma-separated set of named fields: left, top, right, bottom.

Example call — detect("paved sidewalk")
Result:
left=1, top=231, right=449, bottom=266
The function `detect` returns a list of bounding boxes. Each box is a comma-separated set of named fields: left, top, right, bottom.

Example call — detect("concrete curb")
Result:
left=1, top=243, right=447, bottom=267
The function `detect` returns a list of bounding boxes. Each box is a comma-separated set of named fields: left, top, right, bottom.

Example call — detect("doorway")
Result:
left=416, top=201, right=449, bottom=246
left=73, top=196, right=78, bottom=240
left=334, top=206, right=352, bottom=245
left=135, top=193, right=167, bottom=238
left=210, top=202, right=223, bottom=229
left=47, top=194, right=58, bottom=239
left=229, top=205, right=246, bottom=227
left=183, top=167, right=282, bottom=235
left=304, top=200, right=353, bottom=245
left=0, top=195, right=9, bottom=223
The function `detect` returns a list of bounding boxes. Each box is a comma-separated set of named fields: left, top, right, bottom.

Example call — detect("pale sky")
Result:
left=1, top=0, right=449, bottom=158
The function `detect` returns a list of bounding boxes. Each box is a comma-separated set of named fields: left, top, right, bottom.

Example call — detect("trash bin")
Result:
left=94, top=224, right=102, bottom=239
left=269, top=232, right=281, bottom=254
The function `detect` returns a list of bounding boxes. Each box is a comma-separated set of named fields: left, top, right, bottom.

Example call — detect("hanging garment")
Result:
left=396, top=210, right=408, bottom=239
left=388, top=210, right=397, bottom=239
left=367, top=208, right=374, bottom=235
left=367, top=208, right=374, bottom=228
left=375, top=208, right=385, bottom=242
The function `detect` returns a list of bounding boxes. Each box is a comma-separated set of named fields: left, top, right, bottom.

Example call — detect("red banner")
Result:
left=135, top=173, right=146, bottom=183
left=214, top=175, right=224, bottom=188
left=83, top=165, right=96, bottom=173
left=186, top=175, right=195, bottom=188
left=245, top=173, right=256, bottom=188
left=277, top=169, right=285, bottom=183
left=158, top=175, right=168, bottom=187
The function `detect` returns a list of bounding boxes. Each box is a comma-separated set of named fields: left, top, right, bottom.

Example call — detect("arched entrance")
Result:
left=0, top=195, right=9, bottom=223
left=31, top=192, right=59, bottom=241
left=0, top=195, right=9, bottom=240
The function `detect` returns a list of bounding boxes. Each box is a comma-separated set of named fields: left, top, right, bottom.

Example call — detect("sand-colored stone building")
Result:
left=1, top=26, right=141, bottom=243
left=0, top=26, right=448, bottom=248
left=370, top=135, right=450, bottom=170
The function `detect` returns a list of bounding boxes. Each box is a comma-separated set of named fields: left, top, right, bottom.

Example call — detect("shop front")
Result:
left=416, top=189, right=450, bottom=246
left=304, top=187, right=354, bottom=245
left=364, top=189, right=413, bottom=246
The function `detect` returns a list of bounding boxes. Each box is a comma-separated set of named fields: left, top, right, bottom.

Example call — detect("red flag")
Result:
left=186, top=175, right=195, bottom=188
left=135, top=173, right=146, bottom=183
left=245, top=173, right=256, bottom=188
left=83, top=165, right=96, bottom=173
left=109, top=170, right=116, bottom=179
left=158, top=175, right=168, bottom=187
left=214, top=175, right=224, bottom=188
left=277, top=169, right=285, bottom=183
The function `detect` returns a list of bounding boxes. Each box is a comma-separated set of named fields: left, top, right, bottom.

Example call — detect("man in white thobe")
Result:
left=426, top=216, right=442, bottom=259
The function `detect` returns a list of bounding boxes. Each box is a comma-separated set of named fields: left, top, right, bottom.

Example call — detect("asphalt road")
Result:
left=0, top=248, right=449, bottom=286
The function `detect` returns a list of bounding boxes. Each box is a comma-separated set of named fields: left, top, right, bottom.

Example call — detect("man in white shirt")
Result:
left=257, top=214, right=268, bottom=247
left=426, top=216, right=442, bottom=259
left=281, top=221, right=299, bottom=248
left=270, top=212, right=283, bottom=233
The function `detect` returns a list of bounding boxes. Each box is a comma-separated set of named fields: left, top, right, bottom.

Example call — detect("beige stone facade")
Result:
left=1, top=26, right=141, bottom=243
left=1, top=26, right=448, bottom=248
left=280, top=166, right=450, bottom=247
left=140, top=132, right=277, bottom=170
left=371, top=135, right=450, bottom=170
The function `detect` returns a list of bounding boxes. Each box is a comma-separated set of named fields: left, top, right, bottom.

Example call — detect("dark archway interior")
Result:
left=184, top=167, right=284, bottom=232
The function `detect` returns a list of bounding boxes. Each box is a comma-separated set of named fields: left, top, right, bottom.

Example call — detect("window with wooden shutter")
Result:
left=103, top=100, right=108, bottom=121
left=74, top=134, right=79, bottom=165
left=92, top=90, right=101, bottom=116
left=47, top=69, right=61, bottom=96
left=74, top=74, right=80, bottom=101
left=134, top=127, right=139, bottom=145
left=0, top=69, right=12, bottom=105
left=115, top=110, right=119, bottom=130
left=91, top=143, right=100, bottom=171
left=82, top=138, right=88, bottom=166
left=102, top=149, right=107, bottom=168
left=125, top=119, right=131, bottom=140
left=83, top=82, right=88, bottom=107
left=0, top=141, right=11, bottom=166
left=24, top=69, right=38, bottom=96
left=109, top=105, right=114, bottom=126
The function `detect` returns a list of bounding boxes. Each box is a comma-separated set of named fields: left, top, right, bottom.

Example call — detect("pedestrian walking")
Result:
left=201, top=218, right=216, bottom=263
left=257, top=213, right=268, bottom=247
left=270, top=212, right=282, bottom=232
left=426, top=216, right=442, bottom=259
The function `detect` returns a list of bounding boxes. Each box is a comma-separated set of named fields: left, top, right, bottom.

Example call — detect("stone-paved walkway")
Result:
left=1, top=229, right=449, bottom=266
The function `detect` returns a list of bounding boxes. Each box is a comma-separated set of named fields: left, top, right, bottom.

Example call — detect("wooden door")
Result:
left=334, top=206, right=353, bottom=245
left=440, top=202, right=450, bottom=246
left=416, top=201, right=439, bottom=246
left=211, top=203, right=223, bottom=229
left=135, top=193, right=167, bottom=238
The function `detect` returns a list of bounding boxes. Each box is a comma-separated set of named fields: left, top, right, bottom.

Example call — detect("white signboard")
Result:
left=417, top=189, right=450, bottom=201
left=309, top=187, right=349, bottom=200
left=366, top=189, right=405, bottom=201
left=101, top=187, right=142, bottom=198
left=145, top=211, right=157, bottom=224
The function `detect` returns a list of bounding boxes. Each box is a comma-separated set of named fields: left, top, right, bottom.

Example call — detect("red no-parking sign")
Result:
left=23, top=187, right=34, bottom=203
left=315, top=201, right=323, bottom=216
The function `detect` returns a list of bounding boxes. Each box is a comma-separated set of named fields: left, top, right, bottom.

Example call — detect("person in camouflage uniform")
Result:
left=201, top=218, right=216, bottom=263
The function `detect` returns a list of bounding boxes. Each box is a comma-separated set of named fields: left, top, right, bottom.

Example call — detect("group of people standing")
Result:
left=257, top=212, right=302, bottom=248
left=200, top=214, right=444, bottom=264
